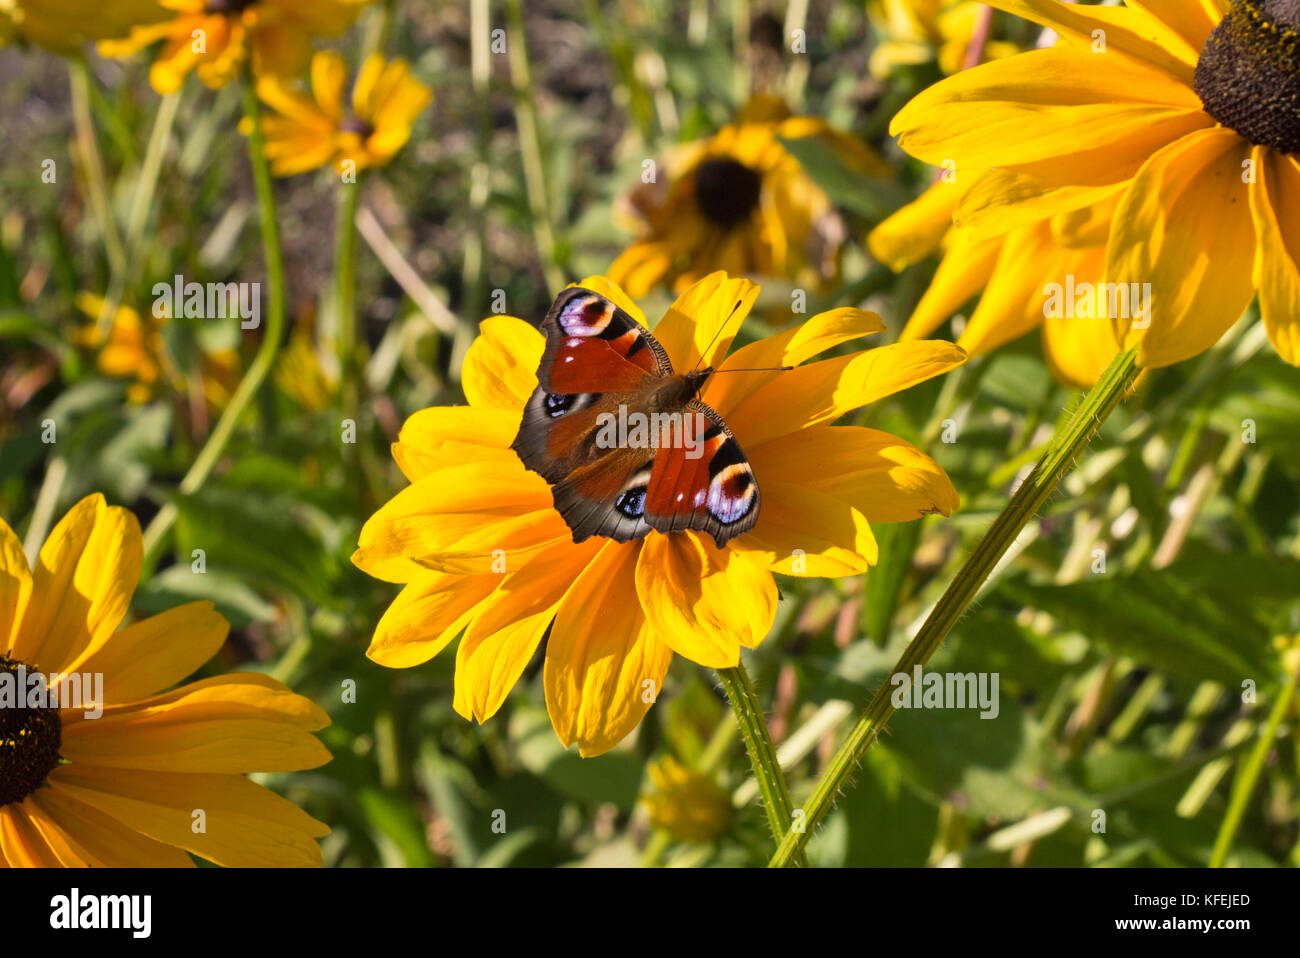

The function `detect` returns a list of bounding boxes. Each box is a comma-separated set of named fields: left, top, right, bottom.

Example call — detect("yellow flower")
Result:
left=641, top=756, right=731, bottom=842
left=867, top=0, right=1020, bottom=78
left=0, top=494, right=331, bottom=866
left=74, top=292, right=241, bottom=407
left=353, top=272, right=964, bottom=757
left=249, top=51, right=432, bottom=176
left=275, top=312, right=338, bottom=410
left=888, top=0, right=1300, bottom=370
left=608, top=95, right=891, bottom=299
left=98, top=0, right=371, bottom=95
left=0, top=0, right=167, bottom=54
left=869, top=178, right=1123, bottom=388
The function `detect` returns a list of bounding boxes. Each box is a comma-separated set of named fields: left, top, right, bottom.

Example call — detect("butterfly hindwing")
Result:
left=642, top=398, right=759, bottom=547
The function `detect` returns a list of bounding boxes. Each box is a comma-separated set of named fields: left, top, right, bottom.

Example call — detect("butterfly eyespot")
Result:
left=615, top=487, right=646, bottom=518
left=544, top=393, right=576, bottom=418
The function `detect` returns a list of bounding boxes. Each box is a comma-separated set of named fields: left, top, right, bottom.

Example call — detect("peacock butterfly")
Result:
left=511, top=287, right=760, bottom=548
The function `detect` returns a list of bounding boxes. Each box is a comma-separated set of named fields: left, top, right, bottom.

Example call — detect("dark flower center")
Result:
left=205, top=0, right=259, bottom=14
left=0, top=656, right=62, bottom=807
left=693, top=159, right=764, bottom=228
left=1195, top=0, right=1300, bottom=154
left=339, top=115, right=376, bottom=139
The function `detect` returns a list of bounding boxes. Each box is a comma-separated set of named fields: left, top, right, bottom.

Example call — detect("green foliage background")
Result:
left=1, top=0, right=1298, bottom=867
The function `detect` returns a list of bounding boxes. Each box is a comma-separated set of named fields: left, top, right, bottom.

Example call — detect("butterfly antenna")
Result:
left=689, top=298, right=747, bottom=374
left=710, top=365, right=795, bottom=373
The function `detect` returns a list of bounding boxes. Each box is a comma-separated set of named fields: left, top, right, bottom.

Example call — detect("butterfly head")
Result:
left=684, top=367, right=715, bottom=397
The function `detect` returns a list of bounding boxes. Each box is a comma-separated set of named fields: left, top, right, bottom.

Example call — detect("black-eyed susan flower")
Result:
left=247, top=50, right=432, bottom=177
left=98, top=0, right=371, bottom=95
left=353, top=271, right=964, bottom=757
left=641, top=756, right=732, bottom=842
left=867, top=0, right=1020, bottom=78
left=868, top=177, right=1123, bottom=388
left=888, top=0, right=1300, bottom=370
left=608, top=95, right=890, bottom=298
left=0, top=494, right=331, bottom=866
left=0, top=0, right=166, bottom=53
left=74, top=292, right=241, bottom=407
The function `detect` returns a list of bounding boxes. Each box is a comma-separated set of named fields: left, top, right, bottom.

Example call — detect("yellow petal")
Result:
left=899, top=228, right=1003, bottom=341
left=986, top=0, right=1199, bottom=80
left=1123, top=0, right=1218, bottom=52
left=49, top=765, right=328, bottom=868
left=725, top=340, right=967, bottom=447
left=352, top=460, right=568, bottom=581
left=0, top=804, right=67, bottom=866
left=351, top=52, right=386, bottom=119
left=605, top=241, right=673, bottom=300
left=1108, top=127, right=1256, bottom=367
left=957, top=221, right=1063, bottom=356
left=704, top=305, right=885, bottom=416
left=729, top=480, right=876, bottom=576
left=891, top=46, right=1205, bottom=173
left=453, top=538, right=604, bottom=722
left=462, top=316, right=544, bottom=409
left=635, top=533, right=776, bottom=667
left=30, top=789, right=194, bottom=867
left=0, top=517, right=31, bottom=655
left=60, top=673, right=330, bottom=773
left=310, top=49, right=348, bottom=120
left=651, top=272, right=760, bottom=372
left=11, top=494, right=141, bottom=674
left=869, top=180, right=961, bottom=271
left=750, top=425, right=959, bottom=522
left=59, top=600, right=229, bottom=704
left=391, top=405, right=520, bottom=482
left=367, top=570, right=500, bottom=668
left=1249, top=149, right=1300, bottom=365
left=544, top=541, right=673, bottom=756
left=955, top=167, right=1128, bottom=238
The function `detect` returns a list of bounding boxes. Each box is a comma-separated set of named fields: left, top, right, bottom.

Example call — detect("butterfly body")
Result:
left=512, top=288, right=760, bottom=548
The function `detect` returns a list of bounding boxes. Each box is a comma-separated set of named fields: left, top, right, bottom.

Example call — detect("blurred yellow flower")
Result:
left=0, top=0, right=166, bottom=53
left=867, top=0, right=1019, bottom=78
left=75, top=292, right=242, bottom=408
left=353, top=272, right=963, bottom=757
left=248, top=51, right=432, bottom=177
left=869, top=177, right=1123, bottom=388
left=0, top=494, right=331, bottom=866
left=275, top=311, right=338, bottom=410
left=99, top=0, right=371, bottom=95
left=641, top=756, right=731, bottom=842
left=888, top=0, right=1300, bottom=370
left=608, top=95, right=890, bottom=298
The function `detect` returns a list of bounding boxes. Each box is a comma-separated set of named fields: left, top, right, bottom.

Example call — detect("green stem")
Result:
left=1209, top=647, right=1300, bottom=867
left=717, top=660, right=807, bottom=867
left=768, top=347, right=1141, bottom=868
left=336, top=175, right=362, bottom=420
left=69, top=60, right=124, bottom=276
left=96, top=91, right=181, bottom=337
left=505, top=0, right=564, bottom=292
left=140, top=75, right=287, bottom=568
